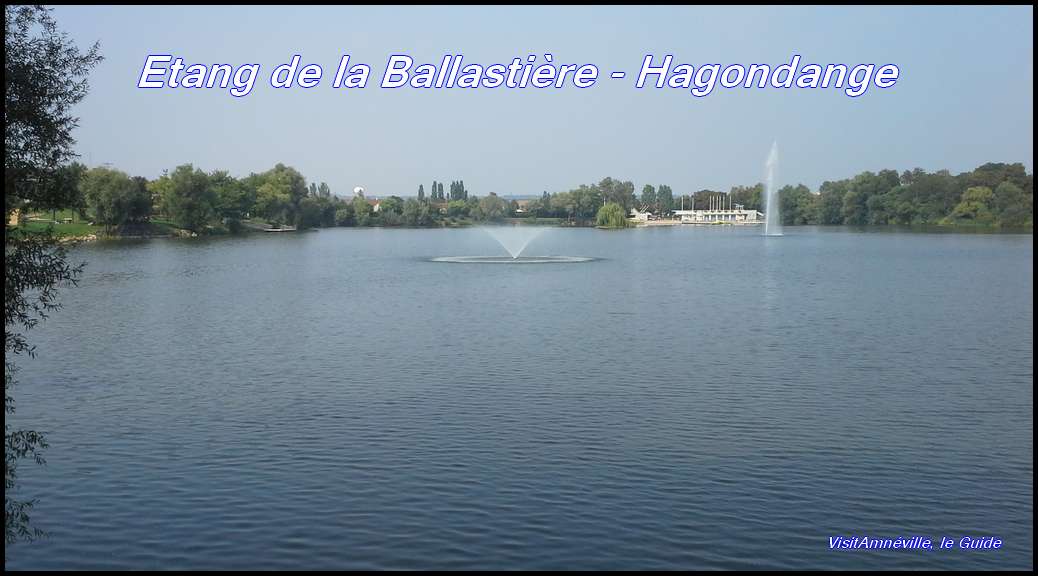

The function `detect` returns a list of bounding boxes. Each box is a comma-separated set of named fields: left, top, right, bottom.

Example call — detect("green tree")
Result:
left=817, top=180, right=848, bottom=224
left=380, top=196, right=404, bottom=215
left=255, top=183, right=290, bottom=225
left=925, top=171, right=963, bottom=223
left=640, top=184, right=656, bottom=211
left=542, top=194, right=558, bottom=218
left=596, top=201, right=629, bottom=228
left=551, top=190, right=577, bottom=221
left=297, top=196, right=322, bottom=229
left=256, top=164, right=307, bottom=224
left=296, top=196, right=338, bottom=229
left=209, top=171, right=252, bottom=225
left=657, top=184, right=674, bottom=214
left=573, top=184, right=603, bottom=220
left=473, top=193, right=507, bottom=221
left=866, top=192, right=893, bottom=225
left=379, top=209, right=403, bottom=226
left=402, top=198, right=432, bottom=226
left=966, top=162, right=1030, bottom=191
left=778, top=184, right=816, bottom=225
left=79, top=167, right=139, bottom=233
left=730, top=184, right=763, bottom=212
left=446, top=199, right=468, bottom=218
left=841, top=181, right=870, bottom=225
left=597, top=177, right=636, bottom=211
left=841, top=170, right=899, bottom=225
left=992, top=181, right=1032, bottom=227
left=352, top=193, right=372, bottom=226
left=530, top=193, right=553, bottom=218
left=5, top=4, right=101, bottom=548
left=334, top=203, right=354, bottom=226
left=883, top=185, right=917, bottom=225
left=160, top=164, right=215, bottom=232
left=29, top=162, right=87, bottom=221
left=944, top=186, right=996, bottom=225
left=129, top=176, right=152, bottom=222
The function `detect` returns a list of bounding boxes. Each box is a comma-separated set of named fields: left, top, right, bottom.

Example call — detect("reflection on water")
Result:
left=5, top=226, right=1033, bottom=570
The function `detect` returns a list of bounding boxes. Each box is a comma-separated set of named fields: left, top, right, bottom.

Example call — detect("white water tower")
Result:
left=353, top=186, right=365, bottom=196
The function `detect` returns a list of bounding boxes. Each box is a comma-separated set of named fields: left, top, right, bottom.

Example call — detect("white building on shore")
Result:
left=672, top=208, right=764, bottom=224
left=671, top=193, right=764, bottom=224
left=629, top=207, right=653, bottom=222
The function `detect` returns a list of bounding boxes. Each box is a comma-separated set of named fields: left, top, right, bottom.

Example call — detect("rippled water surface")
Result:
left=5, top=226, right=1033, bottom=570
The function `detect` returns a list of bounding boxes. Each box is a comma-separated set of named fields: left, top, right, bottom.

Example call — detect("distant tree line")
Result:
left=12, top=163, right=537, bottom=234
left=522, top=177, right=640, bottom=222
left=14, top=162, right=1032, bottom=235
left=681, top=163, right=1032, bottom=228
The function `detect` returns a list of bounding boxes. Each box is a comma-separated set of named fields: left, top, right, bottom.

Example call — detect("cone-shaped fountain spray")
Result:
left=481, top=225, right=546, bottom=259
left=431, top=225, right=593, bottom=263
left=763, top=141, right=783, bottom=236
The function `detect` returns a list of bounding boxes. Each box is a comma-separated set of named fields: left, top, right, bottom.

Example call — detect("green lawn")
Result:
left=27, top=208, right=81, bottom=221
left=13, top=220, right=101, bottom=237
left=12, top=215, right=187, bottom=238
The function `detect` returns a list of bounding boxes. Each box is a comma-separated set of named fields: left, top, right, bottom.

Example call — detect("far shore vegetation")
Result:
left=7, top=161, right=1032, bottom=240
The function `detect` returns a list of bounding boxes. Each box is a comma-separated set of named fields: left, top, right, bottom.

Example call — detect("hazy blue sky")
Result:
left=54, top=5, right=1033, bottom=197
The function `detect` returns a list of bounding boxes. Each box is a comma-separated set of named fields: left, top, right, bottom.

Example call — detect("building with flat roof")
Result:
left=672, top=209, right=763, bottom=224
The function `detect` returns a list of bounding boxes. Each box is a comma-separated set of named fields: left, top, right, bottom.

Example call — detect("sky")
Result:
left=53, top=5, right=1033, bottom=198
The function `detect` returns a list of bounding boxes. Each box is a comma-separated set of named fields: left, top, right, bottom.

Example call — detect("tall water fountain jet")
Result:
left=763, top=141, right=783, bottom=236
left=481, top=225, right=548, bottom=259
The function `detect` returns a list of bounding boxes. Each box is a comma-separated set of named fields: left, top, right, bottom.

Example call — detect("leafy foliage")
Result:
left=782, top=163, right=1032, bottom=228
left=4, top=6, right=102, bottom=213
left=596, top=202, right=629, bottom=228
left=5, top=231, right=82, bottom=543
left=80, top=167, right=148, bottom=232
left=5, top=5, right=100, bottom=550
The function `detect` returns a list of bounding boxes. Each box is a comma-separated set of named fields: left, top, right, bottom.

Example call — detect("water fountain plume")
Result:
left=431, top=225, right=592, bottom=264
left=481, top=225, right=548, bottom=259
left=764, top=141, right=783, bottom=236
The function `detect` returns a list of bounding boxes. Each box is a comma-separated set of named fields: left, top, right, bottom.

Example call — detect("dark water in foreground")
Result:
left=5, top=226, right=1033, bottom=570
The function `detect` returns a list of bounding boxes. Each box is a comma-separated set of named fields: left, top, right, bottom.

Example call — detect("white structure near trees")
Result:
left=672, top=208, right=763, bottom=224
left=629, top=207, right=653, bottom=222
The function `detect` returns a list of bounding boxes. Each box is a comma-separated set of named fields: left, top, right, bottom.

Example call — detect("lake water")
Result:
left=5, top=226, right=1033, bottom=570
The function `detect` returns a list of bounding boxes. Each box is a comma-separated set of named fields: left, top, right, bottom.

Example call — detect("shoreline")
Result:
left=14, top=222, right=1031, bottom=244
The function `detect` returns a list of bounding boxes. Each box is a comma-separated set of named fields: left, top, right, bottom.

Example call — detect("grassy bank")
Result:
left=10, top=215, right=185, bottom=239
left=16, top=220, right=101, bottom=237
